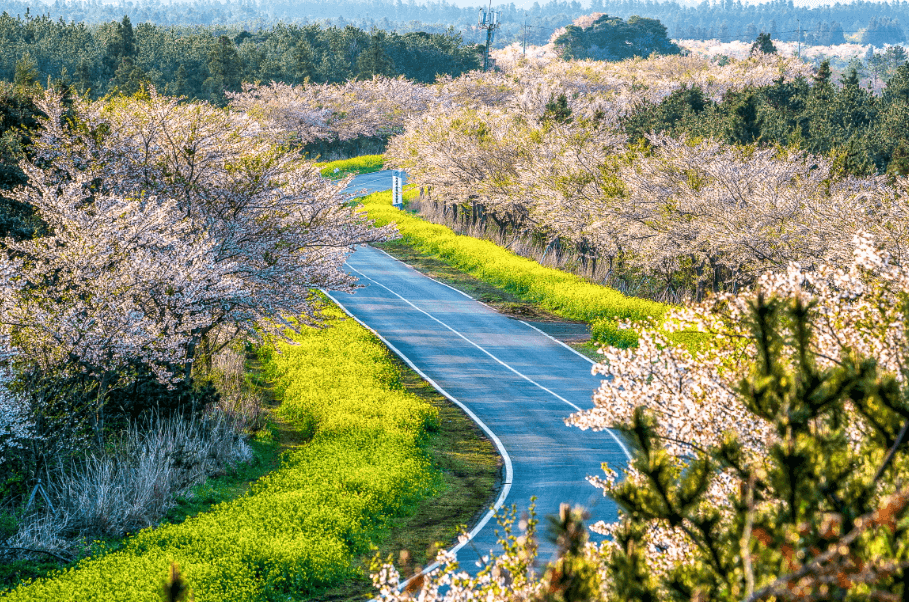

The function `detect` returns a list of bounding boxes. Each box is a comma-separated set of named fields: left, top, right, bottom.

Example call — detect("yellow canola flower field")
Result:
left=318, top=154, right=385, bottom=179
left=3, top=308, right=440, bottom=602
left=359, top=189, right=667, bottom=347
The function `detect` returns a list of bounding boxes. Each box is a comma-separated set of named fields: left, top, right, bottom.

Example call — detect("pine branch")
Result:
left=741, top=488, right=909, bottom=602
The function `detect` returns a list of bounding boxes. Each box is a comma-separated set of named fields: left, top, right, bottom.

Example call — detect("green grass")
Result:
left=359, top=189, right=668, bottom=347
left=1, top=307, right=443, bottom=602
left=318, top=155, right=385, bottom=179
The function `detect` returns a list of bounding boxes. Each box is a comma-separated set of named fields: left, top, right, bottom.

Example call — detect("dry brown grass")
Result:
left=210, top=345, right=267, bottom=432
left=6, top=413, right=252, bottom=558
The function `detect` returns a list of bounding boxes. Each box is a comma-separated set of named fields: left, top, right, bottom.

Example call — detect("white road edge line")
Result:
left=370, top=245, right=496, bottom=308
left=349, top=265, right=581, bottom=408
left=371, top=246, right=597, bottom=367
left=321, top=289, right=514, bottom=585
left=344, top=264, right=633, bottom=461
left=518, top=320, right=597, bottom=366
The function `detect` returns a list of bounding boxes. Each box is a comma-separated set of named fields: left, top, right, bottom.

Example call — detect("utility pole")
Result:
left=797, top=18, right=801, bottom=58
left=523, top=17, right=527, bottom=56
left=478, top=1, right=500, bottom=72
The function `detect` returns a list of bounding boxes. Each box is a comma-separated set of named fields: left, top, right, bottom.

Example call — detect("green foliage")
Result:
left=0, top=82, right=41, bottom=240
left=750, top=32, right=776, bottom=54
left=861, top=16, right=906, bottom=46
left=318, top=154, right=385, bottom=179
left=356, top=31, right=396, bottom=80
left=541, top=94, right=573, bottom=126
left=360, top=188, right=665, bottom=346
left=204, top=35, right=242, bottom=101
left=590, top=319, right=640, bottom=348
left=0, top=14, right=480, bottom=104
left=623, top=61, right=909, bottom=177
left=12, top=54, right=38, bottom=92
left=605, top=293, right=909, bottom=600
left=553, top=14, right=680, bottom=62
left=1, top=308, right=441, bottom=601
left=541, top=504, right=601, bottom=602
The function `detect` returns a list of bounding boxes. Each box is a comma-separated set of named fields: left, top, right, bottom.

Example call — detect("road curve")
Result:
left=332, top=172, right=630, bottom=573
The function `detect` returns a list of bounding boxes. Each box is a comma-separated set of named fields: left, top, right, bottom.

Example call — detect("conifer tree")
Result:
left=356, top=32, right=396, bottom=80
left=205, top=35, right=243, bottom=101
left=750, top=32, right=776, bottom=55
left=601, top=292, right=909, bottom=601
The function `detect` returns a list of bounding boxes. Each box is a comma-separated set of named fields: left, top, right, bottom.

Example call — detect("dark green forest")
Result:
left=624, top=60, right=909, bottom=177
left=0, top=13, right=481, bottom=103
left=1, top=0, right=908, bottom=48
left=552, top=13, right=681, bottom=60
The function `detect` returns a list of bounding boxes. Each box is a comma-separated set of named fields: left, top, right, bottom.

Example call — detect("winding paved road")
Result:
left=330, top=172, right=630, bottom=574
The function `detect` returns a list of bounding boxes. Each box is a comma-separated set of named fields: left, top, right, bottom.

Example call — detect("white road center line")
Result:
left=345, top=263, right=632, bottom=460
left=518, top=319, right=597, bottom=366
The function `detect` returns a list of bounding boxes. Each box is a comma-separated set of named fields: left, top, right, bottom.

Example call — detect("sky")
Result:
left=442, top=0, right=895, bottom=7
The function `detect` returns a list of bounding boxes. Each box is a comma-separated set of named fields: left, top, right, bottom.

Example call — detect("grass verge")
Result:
left=2, top=305, right=489, bottom=601
left=359, top=189, right=668, bottom=347
left=318, top=155, right=385, bottom=179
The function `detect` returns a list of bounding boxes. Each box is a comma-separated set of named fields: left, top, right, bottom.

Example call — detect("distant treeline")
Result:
left=601, top=0, right=908, bottom=46
left=0, top=13, right=481, bottom=102
left=625, top=60, right=909, bottom=177
left=0, top=0, right=907, bottom=48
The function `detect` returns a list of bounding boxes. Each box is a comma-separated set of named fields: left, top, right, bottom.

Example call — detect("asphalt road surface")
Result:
left=330, top=172, right=630, bottom=575
left=341, top=169, right=407, bottom=197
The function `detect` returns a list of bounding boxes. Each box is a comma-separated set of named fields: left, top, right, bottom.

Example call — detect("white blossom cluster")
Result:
left=231, top=53, right=810, bottom=154
left=489, top=48, right=812, bottom=105
left=572, top=233, right=909, bottom=463
left=678, top=38, right=877, bottom=63
left=0, top=345, right=32, bottom=465
left=228, top=76, right=438, bottom=145
left=371, top=547, right=547, bottom=602
left=391, top=112, right=906, bottom=293
left=0, top=90, right=395, bottom=381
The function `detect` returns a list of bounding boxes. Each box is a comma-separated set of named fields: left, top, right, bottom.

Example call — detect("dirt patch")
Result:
left=524, top=321, right=591, bottom=344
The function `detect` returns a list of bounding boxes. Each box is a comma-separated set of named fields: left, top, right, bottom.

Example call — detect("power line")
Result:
left=673, top=28, right=909, bottom=43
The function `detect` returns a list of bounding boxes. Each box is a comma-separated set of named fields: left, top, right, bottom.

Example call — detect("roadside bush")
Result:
left=1, top=308, right=440, bottom=600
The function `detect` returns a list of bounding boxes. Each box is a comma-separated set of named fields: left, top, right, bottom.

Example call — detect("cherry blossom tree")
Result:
left=228, top=76, right=438, bottom=146
left=0, top=345, right=31, bottom=466
left=0, top=89, right=395, bottom=390
left=391, top=102, right=903, bottom=299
